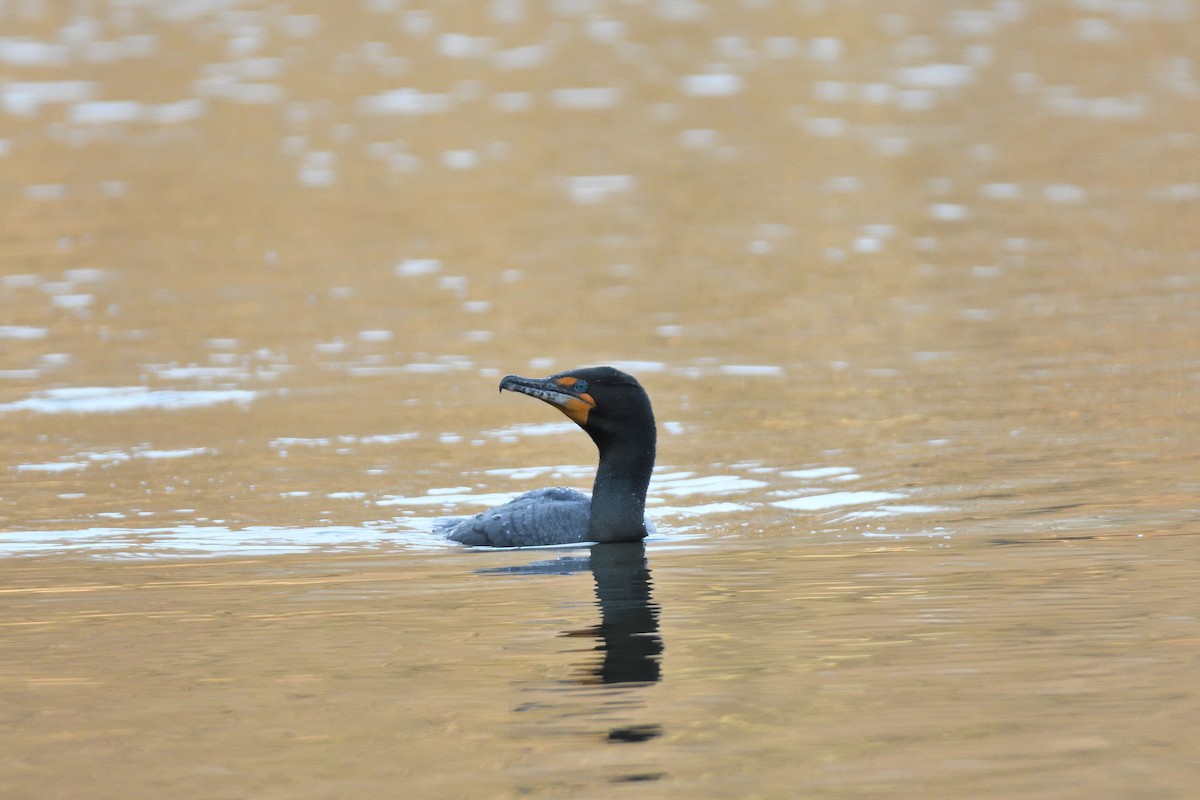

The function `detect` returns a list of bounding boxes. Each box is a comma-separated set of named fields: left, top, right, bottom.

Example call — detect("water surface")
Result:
left=2, top=1, right=1199, bottom=797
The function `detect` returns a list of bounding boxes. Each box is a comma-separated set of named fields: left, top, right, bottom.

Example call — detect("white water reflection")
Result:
left=0, top=325, right=49, bottom=339
left=681, top=73, right=742, bottom=97
left=484, top=464, right=594, bottom=480
left=565, top=174, right=635, bottom=204
left=770, top=491, right=906, bottom=511
left=0, top=524, right=446, bottom=558
left=13, top=446, right=213, bottom=473
left=1, top=461, right=947, bottom=558
left=14, top=462, right=89, bottom=473
left=781, top=466, right=858, bottom=480
left=0, top=387, right=256, bottom=414
left=356, top=88, right=453, bottom=115
left=550, top=87, right=622, bottom=109
left=377, top=492, right=518, bottom=508
left=1, top=79, right=94, bottom=114
left=653, top=474, right=770, bottom=496
left=484, top=421, right=579, bottom=440
left=646, top=502, right=752, bottom=518
left=843, top=504, right=952, bottom=519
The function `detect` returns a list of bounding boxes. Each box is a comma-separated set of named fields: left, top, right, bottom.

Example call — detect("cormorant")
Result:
left=440, top=366, right=656, bottom=547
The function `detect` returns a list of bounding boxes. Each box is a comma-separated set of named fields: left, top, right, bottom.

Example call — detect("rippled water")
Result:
left=3, top=1, right=1199, bottom=798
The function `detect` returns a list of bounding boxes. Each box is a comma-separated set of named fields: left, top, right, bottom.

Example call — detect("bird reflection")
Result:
left=576, top=541, right=662, bottom=685
left=477, top=541, right=663, bottom=686
left=477, top=540, right=664, bottom=753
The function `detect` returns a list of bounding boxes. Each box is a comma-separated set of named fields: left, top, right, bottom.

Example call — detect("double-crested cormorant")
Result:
left=440, top=366, right=656, bottom=547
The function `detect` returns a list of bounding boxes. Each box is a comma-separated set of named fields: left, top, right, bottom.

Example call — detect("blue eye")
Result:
left=573, top=379, right=589, bottom=393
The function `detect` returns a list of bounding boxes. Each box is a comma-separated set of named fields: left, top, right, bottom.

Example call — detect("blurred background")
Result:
left=4, top=2, right=1200, bottom=798
left=2, top=0, right=1197, bottom=539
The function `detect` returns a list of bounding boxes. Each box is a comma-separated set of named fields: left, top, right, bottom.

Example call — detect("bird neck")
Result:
left=588, top=436, right=655, bottom=543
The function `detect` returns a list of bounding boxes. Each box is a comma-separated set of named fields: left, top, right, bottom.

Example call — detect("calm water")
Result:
left=2, top=1, right=1199, bottom=797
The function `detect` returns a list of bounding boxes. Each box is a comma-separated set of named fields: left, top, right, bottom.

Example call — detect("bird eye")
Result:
left=573, top=379, right=589, bottom=393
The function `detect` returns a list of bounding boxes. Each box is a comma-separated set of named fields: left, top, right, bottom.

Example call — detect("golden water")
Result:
left=2, top=2, right=1199, bottom=797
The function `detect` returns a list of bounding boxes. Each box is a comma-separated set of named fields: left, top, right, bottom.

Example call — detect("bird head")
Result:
left=498, top=366, right=655, bottom=451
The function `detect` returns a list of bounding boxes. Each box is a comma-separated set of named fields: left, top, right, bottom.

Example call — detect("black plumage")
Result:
left=440, top=367, right=656, bottom=547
